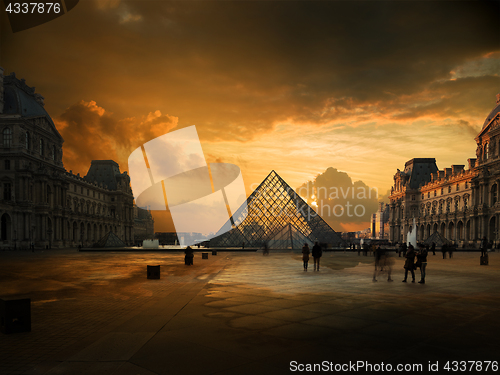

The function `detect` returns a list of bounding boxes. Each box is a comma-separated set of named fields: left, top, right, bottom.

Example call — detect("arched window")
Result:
left=52, top=145, right=56, bottom=161
left=492, top=184, right=497, bottom=205
left=25, top=131, right=30, bottom=149
left=3, top=128, right=12, bottom=147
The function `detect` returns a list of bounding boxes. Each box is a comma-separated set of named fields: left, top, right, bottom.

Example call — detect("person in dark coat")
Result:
left=184, top=246, right=194, bottom=265
left=416, top=245, right=428, bottom=284
left=312, top=242, right=322, bottom=271
left=441, top=243, right=447, bottom=259
left=402, top=244, right=416, bottom=283
left=302, top=243, right=310, bottom=271
left=480, top=236, right=488, bottom=257
left=431, top=242, right=436, bottom=256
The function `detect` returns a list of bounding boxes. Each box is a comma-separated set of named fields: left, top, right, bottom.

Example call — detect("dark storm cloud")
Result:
left=2, top=1, right=499, bottom=148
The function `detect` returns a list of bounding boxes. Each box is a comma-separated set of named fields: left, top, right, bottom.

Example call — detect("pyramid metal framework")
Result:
left=423, top=231, right=450, bottom=247
left=209, top=171, right=345, bottom=249
left=94, top=232, right=126, bottom=248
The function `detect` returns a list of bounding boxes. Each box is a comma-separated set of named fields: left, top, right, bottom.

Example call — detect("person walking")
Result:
left=184, top=246, right=194, bottom=265
left=441, top=243, right=447, bottom=259
left=383, top=251, right=394, bottom=282
left=431, top=242, right=436, bottom=256
left=402, top=244, right=416, bottom=283
left=302, top=243, right=310, bottom=271
left=373, top=246, right=382, bottom=282
left=312, top=242, right=322, bottom=271
left=263, top=242, right=269, bottom=256
left=480, top=236, right=488, bottom=257
left=416, top=245, right=428, bottom=284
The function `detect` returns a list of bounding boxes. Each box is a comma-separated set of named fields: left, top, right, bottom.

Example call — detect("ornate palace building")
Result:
left=0, top=67, right=152, bottom=249
left=389, top=93, right=500, bottom=247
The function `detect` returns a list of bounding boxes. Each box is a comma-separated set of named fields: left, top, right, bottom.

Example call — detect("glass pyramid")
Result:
left=209, top=170, right=344, bottom=249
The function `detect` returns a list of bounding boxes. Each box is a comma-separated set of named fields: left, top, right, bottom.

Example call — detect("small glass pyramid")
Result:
left=209, top=171, right=344, bottom=249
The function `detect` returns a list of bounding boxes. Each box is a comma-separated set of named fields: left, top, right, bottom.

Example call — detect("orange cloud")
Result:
left=54, top=100, right=178, bottom=175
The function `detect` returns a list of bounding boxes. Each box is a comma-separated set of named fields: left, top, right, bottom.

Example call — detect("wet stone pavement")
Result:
left=0, top=250, right=499, bottom=374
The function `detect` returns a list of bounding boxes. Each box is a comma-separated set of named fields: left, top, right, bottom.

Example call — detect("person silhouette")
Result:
left=302, top=243, right=310, bottom=271
left=312, top=242, right=322, bottom=271
left=402, top=244, right=416, bottom=283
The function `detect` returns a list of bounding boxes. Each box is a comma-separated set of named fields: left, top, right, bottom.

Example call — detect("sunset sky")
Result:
left=1, top=1, right=499, bottom=232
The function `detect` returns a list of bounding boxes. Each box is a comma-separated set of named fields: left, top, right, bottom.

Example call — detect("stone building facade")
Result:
left=389, top=93, right=500, bottom=247
left=133, top=205, right=155, bottom=244
left=0, top=68, right=150, bottom=249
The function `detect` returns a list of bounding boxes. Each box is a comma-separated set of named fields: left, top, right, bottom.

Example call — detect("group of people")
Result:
left=301, top=242, right=322, bottom=271
left=401, top=243, right=428, bottom=283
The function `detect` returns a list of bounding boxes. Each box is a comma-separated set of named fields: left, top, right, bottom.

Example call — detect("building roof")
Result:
left=403, top=158, right=438, bottom=190
left=1, top=71, right=63, bottom=140
left=84, top=160, right=122, bottom=190
left=482, top=94, right=500, bottom=130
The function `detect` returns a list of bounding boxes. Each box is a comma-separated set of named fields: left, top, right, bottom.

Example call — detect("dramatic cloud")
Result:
left=54, top=100, right=178, bottom=175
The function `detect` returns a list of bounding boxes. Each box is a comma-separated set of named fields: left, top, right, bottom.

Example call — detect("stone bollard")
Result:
left=0, top=298, right=31, bottom=334
left=202, top=253, right=209, bottom=259
left=147, top=265, right=161, bottom=279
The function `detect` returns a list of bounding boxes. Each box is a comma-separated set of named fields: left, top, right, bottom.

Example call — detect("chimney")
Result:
left=0, top=67, right=4, bottom=114
left=468, top=158, right=477, bottom=170
left=451, top=165, right=465, bottom=175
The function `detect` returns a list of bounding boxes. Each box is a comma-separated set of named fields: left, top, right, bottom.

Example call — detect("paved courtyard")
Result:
left=0, top=250, right=499, bottom=374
